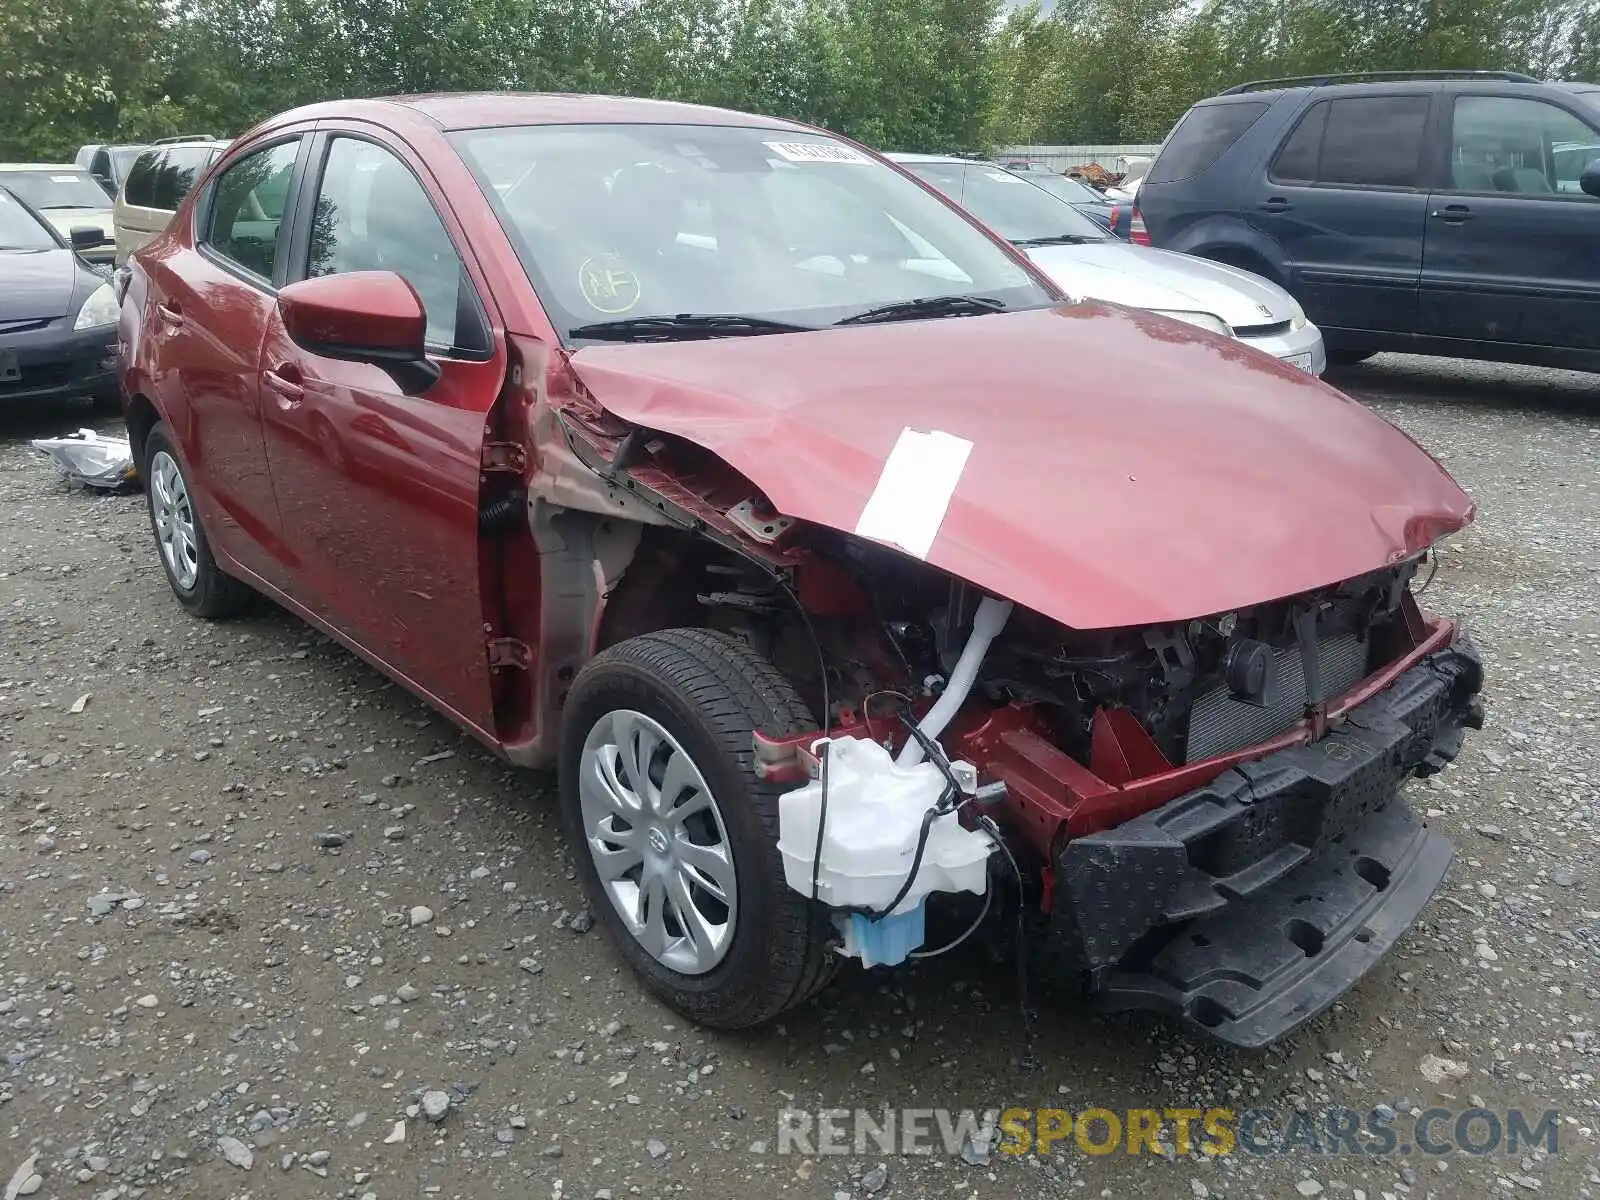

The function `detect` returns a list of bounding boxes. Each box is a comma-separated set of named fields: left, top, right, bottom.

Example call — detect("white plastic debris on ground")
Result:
left=30, top=428, right=136, bottom=489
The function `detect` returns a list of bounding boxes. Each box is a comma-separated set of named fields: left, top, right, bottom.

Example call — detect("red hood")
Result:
left=567, top=304, right=1473, bottom=630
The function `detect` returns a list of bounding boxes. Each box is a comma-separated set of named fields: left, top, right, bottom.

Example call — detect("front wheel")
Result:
left=560, top=628, right=836, bottom=1028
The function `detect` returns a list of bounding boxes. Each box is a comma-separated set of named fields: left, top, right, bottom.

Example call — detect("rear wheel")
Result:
left=560, top=628, right=836, bottom=1028
left=143, top=423, right=252, bottom=618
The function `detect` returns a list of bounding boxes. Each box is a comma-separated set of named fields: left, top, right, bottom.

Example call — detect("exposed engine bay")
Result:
left=657, top=522, right=1430, bottom=779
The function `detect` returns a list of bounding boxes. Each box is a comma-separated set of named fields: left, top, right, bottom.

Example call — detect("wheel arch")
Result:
left=1167, top=216, right=1291, bottom=289
left=124, top=391, right=162, bottom=469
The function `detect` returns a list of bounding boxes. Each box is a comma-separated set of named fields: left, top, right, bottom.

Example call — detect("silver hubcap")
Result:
left=149, top=450, right=199, bottom=591
left=579, top=710, right=738, bottom=975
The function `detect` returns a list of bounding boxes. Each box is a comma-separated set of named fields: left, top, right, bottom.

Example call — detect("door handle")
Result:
left=1430, top=204, right=1473, bottom=223
left=155, top=302, right=184, bottom=329
left=262, top=367, right=304, bottom=408
left=1258, top=197, right=1293, bottom=213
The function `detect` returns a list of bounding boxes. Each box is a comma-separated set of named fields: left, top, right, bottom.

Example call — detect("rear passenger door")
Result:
left=145, top=136, right=307, bottom=590
left=1419, top=92, right=1600, bottom=352
left=1248, top=92, right=1433, bottom=335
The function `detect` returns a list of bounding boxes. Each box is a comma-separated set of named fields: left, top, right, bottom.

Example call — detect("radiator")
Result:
left=1184, top=633, right=1370, bottom=764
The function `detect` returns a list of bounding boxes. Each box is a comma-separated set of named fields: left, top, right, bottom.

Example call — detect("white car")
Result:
left=892, top=154, right=1326, bottom=375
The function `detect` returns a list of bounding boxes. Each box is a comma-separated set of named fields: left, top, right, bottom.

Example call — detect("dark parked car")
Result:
left=75, top=143, right=150, bottom=196
left=0, top=187, right=119, bottom=408
left=1138, top=70, right=1600, bottom=369
left=120, top=93, right=1480, bottom=1047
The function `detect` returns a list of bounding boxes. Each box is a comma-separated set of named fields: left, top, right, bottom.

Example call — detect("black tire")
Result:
left=1327, top=346, right=1378, bottom=367
left=560, top=628, right=837, bottom=1028
left=142, top=422, right=252, bottom=619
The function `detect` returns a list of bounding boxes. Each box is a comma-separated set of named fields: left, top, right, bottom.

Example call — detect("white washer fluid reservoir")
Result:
left=776, top=735, right=993, bottom=915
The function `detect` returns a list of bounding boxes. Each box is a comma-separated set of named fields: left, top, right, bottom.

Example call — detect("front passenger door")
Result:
left=258, top=133, right=506, bottom=737
left=1420, top=93, right=1600, bottom=351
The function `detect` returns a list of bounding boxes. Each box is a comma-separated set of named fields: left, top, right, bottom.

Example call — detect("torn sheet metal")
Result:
left=30, top=428, right=137, bottom=489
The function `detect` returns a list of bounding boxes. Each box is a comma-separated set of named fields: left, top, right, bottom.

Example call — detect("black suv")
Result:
left=1138, top=71, right=1600, bottom=370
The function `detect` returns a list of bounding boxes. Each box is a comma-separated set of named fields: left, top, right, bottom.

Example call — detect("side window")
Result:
left=307, top=137, right=482, bottom=353
left=124, top=151, right=159, bottom=208
left=1269, top=101, right=1329, bottom=183
left=1318, top=95, right=1430, bottom=188
left=1146, top=101, right=1269, bottom=184
left=152, top=147, right=212, bottom=211
left=1448, top=95, right=1600, bottom=195
left=203, top=139, right=300, bottom=280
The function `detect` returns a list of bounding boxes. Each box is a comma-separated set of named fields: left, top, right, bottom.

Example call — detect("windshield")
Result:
left=0, top=170, right=108, bottom=210
left=1024, top=172, right=1106, bottom=206
left=0, top=190, right=57, bottom=250
left=898, top=161, right=1107, bottom=243
left=451, top=124, right=1051, bottom=338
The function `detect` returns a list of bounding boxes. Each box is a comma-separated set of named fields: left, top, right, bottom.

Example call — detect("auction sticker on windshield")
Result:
left=764, top=142, right=869, bottom=164
left=578, top=254, right=641, bottom=314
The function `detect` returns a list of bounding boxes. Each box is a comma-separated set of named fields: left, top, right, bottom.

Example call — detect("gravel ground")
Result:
left=0, top=353, right=1595, bottom=1200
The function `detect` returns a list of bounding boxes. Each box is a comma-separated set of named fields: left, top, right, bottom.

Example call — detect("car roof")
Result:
left=256, top=92, right=821, bottom=136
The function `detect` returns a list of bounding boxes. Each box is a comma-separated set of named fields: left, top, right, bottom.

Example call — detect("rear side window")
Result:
left=203, top=139, right=300, bottom=280
left=1270, top=102, right=1329, bottom=182
left=152, top=147, right=213, bottom=211
left=1273, top=95, right=1430, bottom=189
left=124, top=151, right=159, bottom=207
left=1148, top=102, right=1269, bottom=184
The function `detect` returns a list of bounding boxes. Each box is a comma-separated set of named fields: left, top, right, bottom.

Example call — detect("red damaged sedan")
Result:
left=117, top=93, right=1482, bottom=1047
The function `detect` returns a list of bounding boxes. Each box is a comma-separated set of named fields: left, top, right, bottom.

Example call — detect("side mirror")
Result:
left=1581, top=160, right=1600, bottom=199
left=277, top=271, right=440, bottom=395
left=70, top=226, right=105, bottom=250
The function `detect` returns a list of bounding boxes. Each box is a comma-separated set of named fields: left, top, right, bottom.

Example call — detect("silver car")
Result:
left=892, top=154, right=1326, bottom=375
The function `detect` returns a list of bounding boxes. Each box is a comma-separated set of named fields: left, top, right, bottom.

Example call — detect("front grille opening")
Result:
left=1184, top=632, right=1373, bottom=764
left=1232, top=319, right=1292, bottom=338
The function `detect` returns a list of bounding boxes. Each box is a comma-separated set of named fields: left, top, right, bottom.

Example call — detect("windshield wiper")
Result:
left=567, top=314, right=814, bottom=342
left=835, top=294, right=1006, bottom=326
left=1012, top=234, right=1101, bottom=247
left=45, top=204, right=99, bottom=210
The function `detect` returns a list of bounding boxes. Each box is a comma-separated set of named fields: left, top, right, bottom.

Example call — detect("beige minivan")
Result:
left=113, top=137, right=229, bottom=265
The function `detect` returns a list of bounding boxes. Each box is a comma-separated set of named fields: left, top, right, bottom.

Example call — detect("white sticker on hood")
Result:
left=853, top=428, right=973, bottom=560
